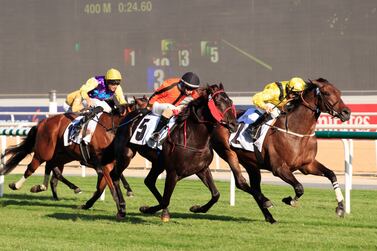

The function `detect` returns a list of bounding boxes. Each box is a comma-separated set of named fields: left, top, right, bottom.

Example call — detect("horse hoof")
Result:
left=263, top=200, right=274, bottom=209
left=126, top=191, right=134, bottom=197
left=77, top=204, right=90, bottom=210
left=140, top=205, right=151, bottom=214
left=9, top=183, right=18, bottom=190
left=161, top=210, right=170, bottom=222
left=282, top=196, right=297, bottom=207
left=30, top=184, right=46, bottom=193
left=116, top=212, right=126, bottom=221
left=74, top=188, right=82, bottom=194
left=335, top=207, right=345, bottom=218
left=268, top=218, right=278, bottom=224
left=189, top=205, right=201, bottom=213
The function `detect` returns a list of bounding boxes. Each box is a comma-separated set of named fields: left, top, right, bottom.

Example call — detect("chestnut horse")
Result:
left=211, top=78, right=351, bottom=220
left=0, top=99, right=146, bottom=203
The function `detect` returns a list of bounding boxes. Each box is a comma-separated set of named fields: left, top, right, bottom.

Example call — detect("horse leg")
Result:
left=158, top=170, right=178, bottom=222
left=79, top=172, right=107, bottom=210
left=139, top=161, right=165, bottom=214
left=103, top=163, right=126, bottom=220
left=50, top=166, right=81, bottom=194
left=50, top=173, right=59, bottom=201
left=300, top=160, right=345, bottom=217
left=120, top=174, right=134, bottom=197
left=275, top=163, right=304, bottom=207
left=30, top=162, right=53, bottom=193
left=243, top=163, right=273, bottom=208
left=9, top=157, right=43, bottom=190
left=190, top=168, right=220, bottom=213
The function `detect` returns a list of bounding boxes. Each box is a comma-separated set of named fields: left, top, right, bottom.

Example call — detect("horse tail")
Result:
left=0, top=126, right=37, bottom=175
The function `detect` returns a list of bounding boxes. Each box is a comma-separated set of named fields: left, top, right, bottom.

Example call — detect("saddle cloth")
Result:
left=63, top=113, right=102, bottom=146
left=130, top=113, right=175, bottom=149
left=229, top=108, right=274, bottom=152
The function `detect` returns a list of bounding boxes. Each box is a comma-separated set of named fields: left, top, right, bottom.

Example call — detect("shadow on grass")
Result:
left=46, top=212, right=148, bottom=224
left=0, top=193, right=85, bottom=209
left=46, top=210, right=257, bottom=224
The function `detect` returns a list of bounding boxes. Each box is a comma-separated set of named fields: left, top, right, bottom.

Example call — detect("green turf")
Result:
left=0, top=174, right=376, bottom=251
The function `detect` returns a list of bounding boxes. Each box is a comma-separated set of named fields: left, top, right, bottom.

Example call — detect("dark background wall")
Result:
left=0, top=0, right=376, bottom=95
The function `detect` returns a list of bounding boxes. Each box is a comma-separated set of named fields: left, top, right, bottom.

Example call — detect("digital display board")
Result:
left=0, top=0, right=376, bottom=95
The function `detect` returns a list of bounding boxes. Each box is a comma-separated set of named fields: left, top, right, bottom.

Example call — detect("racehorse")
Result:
left=211, top=78, right=351, bottom=218
left=0, top=98, right=147, bottom=203
left=109, top=83, right=274, bottom=222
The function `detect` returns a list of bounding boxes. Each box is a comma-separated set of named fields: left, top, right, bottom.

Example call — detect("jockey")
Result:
left=245, top=77, right=307, bottom=139
left=146, top=72, right=200, bottom=147
left=64, top=68, right=127, bottom=113
left=64, top=68, right=127, bottom=136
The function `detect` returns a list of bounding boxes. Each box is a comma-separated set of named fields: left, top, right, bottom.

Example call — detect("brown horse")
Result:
left=44, top=97, right=148, bottom=201
left=0, top=99, right=146, bottom=204
left=211, top=78, right=351, bottom=220
left=109, top=84, right=275, bottom=222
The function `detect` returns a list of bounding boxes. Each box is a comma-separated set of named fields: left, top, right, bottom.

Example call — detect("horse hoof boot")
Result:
left=8, top=183, right=18, bottom=190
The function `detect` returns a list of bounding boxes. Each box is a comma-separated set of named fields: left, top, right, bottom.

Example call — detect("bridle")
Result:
left=207, top=90, right=236, bottom=126
left=300, top=85, right=341, bottom=119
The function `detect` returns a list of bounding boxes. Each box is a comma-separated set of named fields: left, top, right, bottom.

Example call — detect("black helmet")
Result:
left=180, top=72, right=200, bottom=89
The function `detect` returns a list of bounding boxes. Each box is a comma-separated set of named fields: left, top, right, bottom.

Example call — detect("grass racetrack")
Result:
left=0, top=175, right=376, bottom=250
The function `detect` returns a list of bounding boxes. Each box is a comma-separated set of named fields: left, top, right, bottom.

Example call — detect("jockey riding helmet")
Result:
left=105, top=68, right=122, bottom=84
left=180, top=72, right=200, bottom=90
left=288, top=77, right=306, bottom=92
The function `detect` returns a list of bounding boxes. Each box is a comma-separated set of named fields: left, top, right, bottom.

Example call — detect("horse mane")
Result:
left=176, top=94, right=208, bottom=124
left=315, top=78, right=329, bottom=83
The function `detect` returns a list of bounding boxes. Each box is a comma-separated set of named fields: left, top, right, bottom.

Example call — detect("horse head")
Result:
left=308, top=78, right=351, bottom=122
left=203, top=83, right=238, bottom=132
left=178, top=83, right=238, bottom=132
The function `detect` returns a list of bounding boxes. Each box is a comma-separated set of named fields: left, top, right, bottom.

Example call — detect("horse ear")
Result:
left=219, top=82, right=224, bottom=90
left=311, top=79, right=323, bottom=88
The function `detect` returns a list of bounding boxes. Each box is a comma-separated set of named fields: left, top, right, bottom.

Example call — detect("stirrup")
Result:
left=147, top=133, right=159, bottom=148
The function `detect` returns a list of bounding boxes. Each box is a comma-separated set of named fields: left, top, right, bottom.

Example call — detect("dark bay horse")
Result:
left=109, top=84, right=257, bottom=221
left=0, top=99, right=146, bottom=203
left=211, top=78, right=351, bottom=219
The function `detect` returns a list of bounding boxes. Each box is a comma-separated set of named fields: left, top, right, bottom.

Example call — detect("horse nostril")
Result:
left=341, top=108, right=351, bottom=121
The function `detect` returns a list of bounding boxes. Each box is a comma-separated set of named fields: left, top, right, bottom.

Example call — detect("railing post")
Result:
left=0, top=175, right=4, bottom=197
left=49, top=90, right=57, bottom=113
left=341, top=139, right=351, bottom=214
left=230, top=172, right=235, bottom=206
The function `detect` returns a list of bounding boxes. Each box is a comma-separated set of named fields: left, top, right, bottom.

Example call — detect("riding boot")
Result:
left=245, top=113, right=267, bottom=140
left=73, top=106, right=104, bottom=140
left=147, top=116, right=170, bottom=147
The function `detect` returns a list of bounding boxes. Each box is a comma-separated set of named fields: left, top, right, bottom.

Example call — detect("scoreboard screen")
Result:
left=0, top=0, right=376, bottom=95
